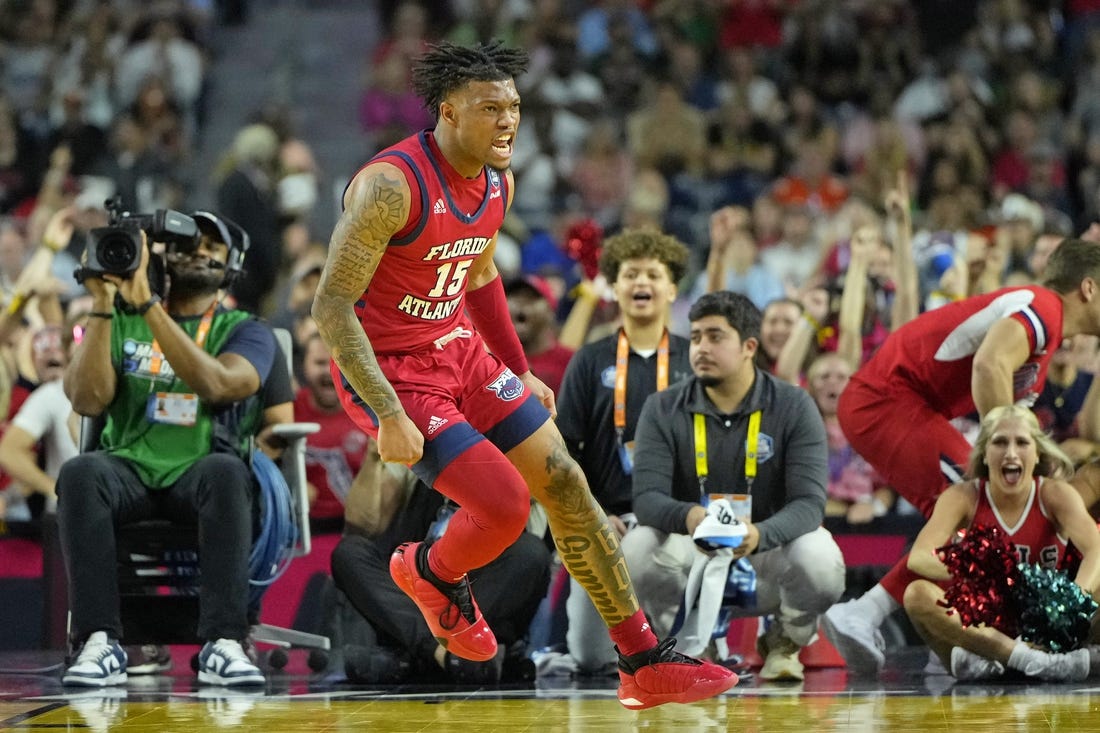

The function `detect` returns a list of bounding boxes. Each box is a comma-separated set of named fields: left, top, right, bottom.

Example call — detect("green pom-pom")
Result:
left=1015, top=563, right=1098, bottom=652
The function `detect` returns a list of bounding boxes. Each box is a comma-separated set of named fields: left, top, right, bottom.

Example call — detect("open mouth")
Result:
left=492, top=134, right=513, bottom=156
left=632, top=292, right=653, bottom=305
left=1002, top=465, right=1023, bottom=484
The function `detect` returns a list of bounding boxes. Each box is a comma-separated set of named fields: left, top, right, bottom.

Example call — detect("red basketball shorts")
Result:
left=837, top=375, right=971, bottom=517
left=331, top=332, right=550, bottom=485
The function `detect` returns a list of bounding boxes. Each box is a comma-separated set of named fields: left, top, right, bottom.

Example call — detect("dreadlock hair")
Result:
left=411, top=41, right=530, bottom=121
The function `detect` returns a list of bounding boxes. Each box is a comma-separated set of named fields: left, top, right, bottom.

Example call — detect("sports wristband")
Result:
left=88, top=311, right=113, bottom=319
left=465, top=275, right=529, bottom=375
left=136, top=294, right=161, bottom=315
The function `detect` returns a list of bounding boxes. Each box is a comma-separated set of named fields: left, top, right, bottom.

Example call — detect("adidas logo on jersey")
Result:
left=433, top=199, right=447, bottom=215
left=427, top=415, right=449, bottom=435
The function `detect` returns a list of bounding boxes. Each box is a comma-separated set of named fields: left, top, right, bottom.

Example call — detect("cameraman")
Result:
left=56, top=213, right=276, bottom=687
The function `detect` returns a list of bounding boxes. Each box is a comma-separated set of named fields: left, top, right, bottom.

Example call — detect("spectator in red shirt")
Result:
left=505, top=275, right=574, bottom=395
left=294, top=330, right=371, bottom=526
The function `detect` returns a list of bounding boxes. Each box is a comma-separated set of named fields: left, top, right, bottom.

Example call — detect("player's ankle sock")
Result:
left=1007, top=642, right=1043, bottom=674
left=609, top=609, right=659, bottom=657
left=425, top=545, right=464, bottom=585
left=851, top=584, right=901, bottom=627
left=879, top=557, right=923, bottom=606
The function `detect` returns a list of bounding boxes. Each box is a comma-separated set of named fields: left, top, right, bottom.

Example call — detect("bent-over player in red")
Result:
left=823, top=236, right=1100, bottom=675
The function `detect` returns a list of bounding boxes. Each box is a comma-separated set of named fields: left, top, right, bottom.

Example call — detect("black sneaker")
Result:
left=445, top=646, right=504, bottom=685
left=343, top=645, right=412, bottom=684
left=501, top=640, right=536, bottom=683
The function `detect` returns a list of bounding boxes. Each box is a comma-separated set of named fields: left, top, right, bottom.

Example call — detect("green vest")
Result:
left=101, top=306, right=255, bottom=488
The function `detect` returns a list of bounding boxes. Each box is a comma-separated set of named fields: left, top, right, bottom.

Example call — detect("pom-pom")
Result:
left=936, top=523, right=1021, bottom=637
left=564, top=219, right=603, bottom=281
left=1015, top=563, right=1098, bottom=652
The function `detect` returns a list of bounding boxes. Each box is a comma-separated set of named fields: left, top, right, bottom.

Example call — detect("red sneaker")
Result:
left=389, top=542, right=498, bottom=662
left=617, top=638, right=738, bottom=710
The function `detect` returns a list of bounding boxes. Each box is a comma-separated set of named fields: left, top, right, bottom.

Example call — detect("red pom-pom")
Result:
left=564, top=219, right=604, bottom=281
left=936, top=523, right=1021, bottom=636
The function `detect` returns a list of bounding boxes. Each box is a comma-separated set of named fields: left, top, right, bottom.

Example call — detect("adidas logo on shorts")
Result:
left=427, top=415, right=449, bottom=435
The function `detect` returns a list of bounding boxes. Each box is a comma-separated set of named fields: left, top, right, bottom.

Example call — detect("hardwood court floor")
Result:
left=4, top=648, right=1100, bottom=732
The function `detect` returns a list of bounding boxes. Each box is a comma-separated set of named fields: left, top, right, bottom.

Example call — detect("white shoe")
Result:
left=757, top=627, right=804, bottom=682
left=925, top=649, right=948, bottom=675
left=1017, top=647, right=1090, bottom=682
left=949, top=647, right=1004, bottom=680
left=197, top=639, right=265, bottom=686
left=820, top=601, right=885, bottom=675
left=1088, top=645, right=1100, bottom=675
left=63, top=631, right=128, bottom=687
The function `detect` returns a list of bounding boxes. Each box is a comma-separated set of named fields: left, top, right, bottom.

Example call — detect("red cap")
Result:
left=506, top=275, right=559, bottom=312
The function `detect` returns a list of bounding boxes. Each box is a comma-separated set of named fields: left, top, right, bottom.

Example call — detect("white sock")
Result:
left=846, top=584, right=901, bottom=627
left=1007, top=642, right=1043, bottom=674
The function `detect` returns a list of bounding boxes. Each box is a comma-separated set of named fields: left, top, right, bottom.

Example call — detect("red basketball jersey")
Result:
left=971, top=476, right=1066, bottom=569
left=293, top=387, right=369, bottom=521
left=350, top=131, right=509, bottom=355
left=852, top=286, right=1063, bottom=418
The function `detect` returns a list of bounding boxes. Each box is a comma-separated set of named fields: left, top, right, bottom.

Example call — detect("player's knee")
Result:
left=546, top=456, right=591, bottom=502
left=329, top=536, right=360, bottom=585
left=902, top=579, right=938, bottom=617
left=460, top=474, right=529, bottom=535
left=494, top=481, right=531, bottom=535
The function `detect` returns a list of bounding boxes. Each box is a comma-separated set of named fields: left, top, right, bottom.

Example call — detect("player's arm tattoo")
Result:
left=313, top=168, right=408, bottom=419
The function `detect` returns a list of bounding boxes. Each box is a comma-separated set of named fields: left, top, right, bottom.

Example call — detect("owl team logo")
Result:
left=751, top=433, right=775, bottom=463
left=486, top=369, right=524, bottom=401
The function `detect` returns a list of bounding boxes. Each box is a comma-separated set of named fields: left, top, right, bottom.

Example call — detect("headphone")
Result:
left=190, top=210, right=250, bottom=288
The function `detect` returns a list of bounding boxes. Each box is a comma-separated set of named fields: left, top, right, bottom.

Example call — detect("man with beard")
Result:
left=56, top=212, right=275, bottom=688
left=623, top=290, right=844, bottom=682
left=504, top=275, right=573, bottom=395
left=312, top=41, right=736, bottom=708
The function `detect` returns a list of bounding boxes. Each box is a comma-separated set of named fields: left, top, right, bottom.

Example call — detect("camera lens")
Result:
left=96, top=232, right=138, bottom=271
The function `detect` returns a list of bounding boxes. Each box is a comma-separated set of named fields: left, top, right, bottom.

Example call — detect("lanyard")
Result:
left=149, top=301, right=216, bottom=379
left=614, top=328, right=669, bottom=433
left=694, top=409, right=761, bottom=495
